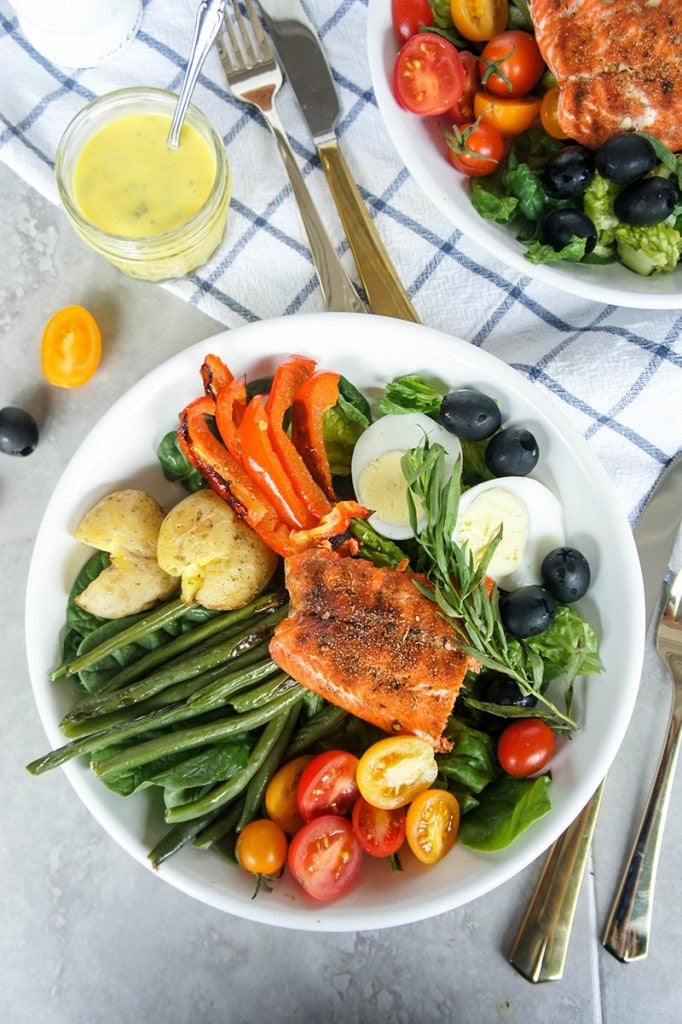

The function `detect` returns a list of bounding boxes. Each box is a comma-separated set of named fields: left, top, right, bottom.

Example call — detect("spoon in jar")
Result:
left=167, top=0, right=226, bottom=148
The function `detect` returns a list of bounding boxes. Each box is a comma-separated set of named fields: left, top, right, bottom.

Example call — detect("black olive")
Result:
left=0, top=406, right=39, bottom=456
left=439, top=389, right=502, bottom=440
left=484, top=426, right=539, bottom=477
left=541, top=546, right=591, bottom=603
left=478, top=672, right=538, bottom=708
left=542, top=145, right=595, bottom=199
left=539, top=208, right=597, bottom=254
left=595, top=132, right=657, bottom=185
left=499, top=585, right=558, bottom=638
left=614, top=176, right=679, bottom=227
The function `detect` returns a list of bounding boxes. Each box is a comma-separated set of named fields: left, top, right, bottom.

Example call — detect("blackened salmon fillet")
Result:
left=269, top=548, right=477, bottom=752
left=529, top=0, right=682, bottom=149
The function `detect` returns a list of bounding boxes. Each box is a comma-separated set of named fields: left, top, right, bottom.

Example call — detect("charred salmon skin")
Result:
left=529, top=0, right=682, bottom=150
left=269, top=548, right=477, bottom=752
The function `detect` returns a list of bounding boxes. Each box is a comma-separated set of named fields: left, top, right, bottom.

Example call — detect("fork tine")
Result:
left=243, top=0, right=271, bottom=58
left=231, top=0, right=258, bottom=67
left=221, top=4, right=243, bottom=70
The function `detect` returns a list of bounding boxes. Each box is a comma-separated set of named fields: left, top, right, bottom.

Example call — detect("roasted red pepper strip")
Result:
left=287, top=500, right=370, bottom=551
left=239, top=394, right=316, bottom=531
left=291, top=370, right=341, bottom=501
left=200, top=354, right=233, bottom=400
left=178, top=394, right=290, bottom=545
left=266, top=356, right=332, bottom=520
left=215, top=375, right=247, bottom=461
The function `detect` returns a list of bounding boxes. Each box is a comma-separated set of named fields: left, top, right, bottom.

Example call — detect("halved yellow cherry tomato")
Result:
left=473, top=90, right=542, bottom=137
left=236, top=818, right=288, bottom=876
left=405, top=789, right=460, bottom=865
left=540, top=85, right=571, bottom=140
left=450, top=0, right=508, bottom=43
left=264, top=755, right=313, bottom=834
left=356, top=736, right=438, bottom=810
left=40, top=305, right=102, bottom=388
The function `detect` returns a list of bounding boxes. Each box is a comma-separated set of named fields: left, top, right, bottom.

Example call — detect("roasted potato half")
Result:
left=157, top=489, right=278, bottom=610
left=74, top=489, right=177, bottom=618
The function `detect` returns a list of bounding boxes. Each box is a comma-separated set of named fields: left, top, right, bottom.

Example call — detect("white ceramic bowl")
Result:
left=366, top=0, right=682, bottom=309
left=25, top=313, right=644, bottom=931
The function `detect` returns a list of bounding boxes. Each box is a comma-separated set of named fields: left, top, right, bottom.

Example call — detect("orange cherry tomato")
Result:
left=264, top=755, right=313, bottom=834
left=450, top=0, right=508, bottom=43
left=405, top=789, right=460, bottom=865
left=473, top=89, right=542, bottom=137
left=540, top=85, right=571, bottom=140
left=236, top=818, right=288, bottom=876
left=356, top=735, right=438, bottom=810
left=40, top=305, right=102, bottom=388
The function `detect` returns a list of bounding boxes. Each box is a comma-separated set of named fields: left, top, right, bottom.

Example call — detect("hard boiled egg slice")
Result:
left=351, top=412, right=462, bottom=540
left=453, top=476, right=565, bottom=591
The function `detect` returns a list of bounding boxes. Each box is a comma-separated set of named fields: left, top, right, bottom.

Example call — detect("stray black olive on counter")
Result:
left=0, top=406, right=39, bottom=457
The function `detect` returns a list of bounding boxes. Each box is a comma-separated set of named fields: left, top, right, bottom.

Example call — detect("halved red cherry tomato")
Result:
left=497, top=719, right=556, bottom=778
left=296, top=749, right=360, bottom=821
left=265, top=755, right=313, bottom=834
left=446, top=119, right=505, bottom=177
left=356, top=735, right=437, bottom=810
left=479, top=30, right=545, bottom=97
left=405, top=789, right=460, bottom=865
left=352, top=797, right=406, bottom=858
left=446, top=50, right=480, bottom=125
left=236, top=818, right=288, bottom=876
left=393, top=33, right=465, bottom=116
left=450, top=0, right=508, bottom=43
left=540, top=85, right=571, bottom=140
left=40, top=305, right=101, bottom=388
left=287, top=815, right=363, bottom=902
left=391, top=0, right=434, bottom=44
left=473, top=89, right=542, bottom=136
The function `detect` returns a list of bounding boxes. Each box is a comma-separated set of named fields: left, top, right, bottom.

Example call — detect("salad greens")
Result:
left=471, top=126, right=682, bottom=275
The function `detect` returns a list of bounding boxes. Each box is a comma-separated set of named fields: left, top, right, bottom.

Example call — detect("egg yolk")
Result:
left=454, top=487, right=530, bottom=580
left=358, top=450, right=424, bottom=527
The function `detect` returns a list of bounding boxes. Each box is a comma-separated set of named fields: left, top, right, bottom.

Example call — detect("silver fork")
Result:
left=602, top=567, right=682, bottom=960
left=218, top=0, right=367, bottom=313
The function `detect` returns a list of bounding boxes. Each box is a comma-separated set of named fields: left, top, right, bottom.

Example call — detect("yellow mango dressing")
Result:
left=73, top=112, right=217, bottom=238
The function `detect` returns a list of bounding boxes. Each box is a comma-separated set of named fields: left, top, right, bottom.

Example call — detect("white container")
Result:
left=10, top=0, right=142, bottom=68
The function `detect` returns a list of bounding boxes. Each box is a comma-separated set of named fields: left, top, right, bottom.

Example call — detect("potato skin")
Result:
left=76, top=553, right=178, bottom=619
left=74, top=489, right=167, bottom=558
left=157, top=489, right=279, bottom=609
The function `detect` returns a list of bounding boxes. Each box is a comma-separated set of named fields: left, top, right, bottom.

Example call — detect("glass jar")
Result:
left=55, top=87, right=232, bottom=282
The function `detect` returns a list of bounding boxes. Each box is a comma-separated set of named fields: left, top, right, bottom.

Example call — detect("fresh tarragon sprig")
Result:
left=400, top=440, right=579, bottom=732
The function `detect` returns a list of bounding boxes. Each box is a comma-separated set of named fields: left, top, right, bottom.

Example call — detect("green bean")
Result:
left=92, top=686, right=305, bottom=783
left=164, top=704, right=302, bottom=823
left=92, top=591, right=286, bottom=695
left=187, top=653, right=281, bottom=713
left=58, top=598, right=189, bottom=678
left=192, top=800, right=247, bottom=850
left=228, top=674, right=297, bottom=713
left=61, top=646, right=273, bottom=740
left=284, top=703, right=349, bottom=758
left=235, top=703, right=301, bottom=833
left=30, top=654, right=285, bottom=771
left=147, top=811, right=223, bottom=868
left=61, top=607, right=287, bottom=724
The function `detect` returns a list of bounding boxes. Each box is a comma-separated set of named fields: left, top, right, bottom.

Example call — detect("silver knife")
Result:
left=509, top=451, right=682, bottom=982
left=256, top=0, right=420, bottom=322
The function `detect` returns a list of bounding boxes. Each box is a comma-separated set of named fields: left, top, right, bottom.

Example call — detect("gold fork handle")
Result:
left=260, top=104, right=367, bottom=314
left=508, top=781, right=604, bottom=982
left=602, top=681, right=682, bottom=962
left=316, top=138, right=420, bottom=322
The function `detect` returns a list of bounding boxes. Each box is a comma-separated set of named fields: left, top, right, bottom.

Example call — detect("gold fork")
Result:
left=603, top=567, right=682, bottom=960
left=218, top=0, right=367, bottom=313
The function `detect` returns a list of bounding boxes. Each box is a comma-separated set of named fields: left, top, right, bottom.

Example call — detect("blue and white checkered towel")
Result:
left=0, top=0, right=680, bottom=529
